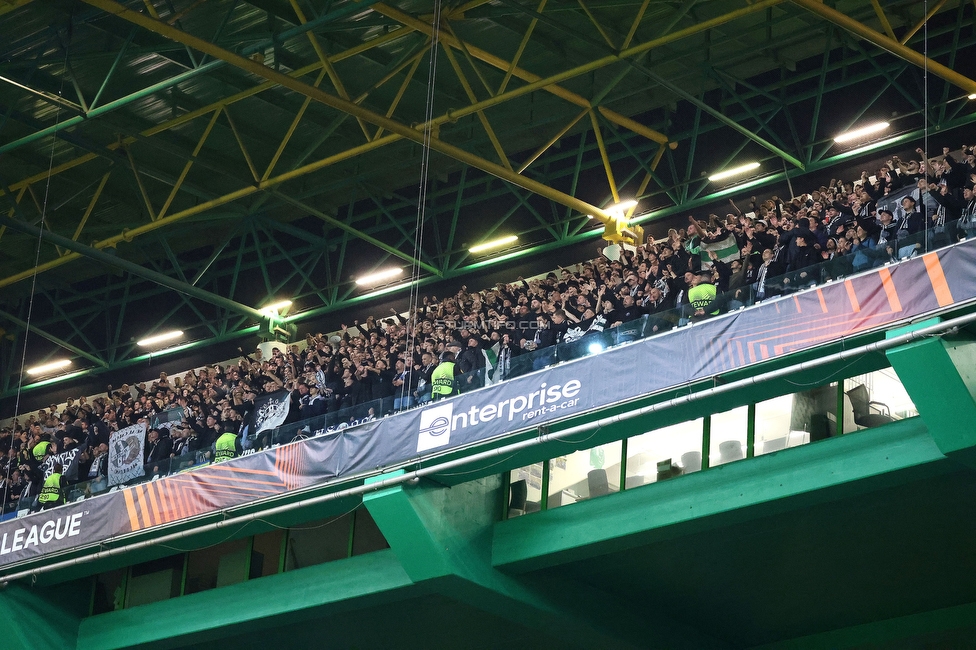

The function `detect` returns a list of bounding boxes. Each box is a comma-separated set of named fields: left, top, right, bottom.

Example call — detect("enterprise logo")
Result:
left=415, top=379, right=583, bottom=453
left=417, top=403, right=455, bottom=452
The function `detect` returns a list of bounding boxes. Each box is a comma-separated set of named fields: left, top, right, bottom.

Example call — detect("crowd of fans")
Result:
left=1, top=143, right=974, bottom=513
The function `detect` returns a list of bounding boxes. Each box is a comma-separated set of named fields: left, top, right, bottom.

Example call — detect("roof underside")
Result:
left=0, top=0, right=975, bottom=403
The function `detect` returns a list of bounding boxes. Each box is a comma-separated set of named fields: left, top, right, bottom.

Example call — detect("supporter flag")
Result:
left=41, top=439, right=88, bottom=481
left=699, top=232, right=740, bottom=269
left=150, top=406, right=186, bottom=433
left=482, top=348, right=498, bottom=386
left=109, top=423, right=147, bottom=486
left=876, top=185, right=917, bottom=222
left=253, top=389, right=291, bottom=434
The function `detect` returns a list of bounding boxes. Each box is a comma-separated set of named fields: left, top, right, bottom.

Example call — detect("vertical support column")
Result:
left=701, top=415, right=711, bottom=470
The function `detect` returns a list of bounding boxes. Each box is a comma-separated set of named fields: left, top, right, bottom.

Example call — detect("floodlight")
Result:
left=833, top=122, right=890, bottom=143
left=708, top=162, right=760, bottom=182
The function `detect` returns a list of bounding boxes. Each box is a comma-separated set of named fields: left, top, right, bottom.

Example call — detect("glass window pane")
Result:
left=548, top=441, right=621, bottom=508
left=126, top=555, right=183, bottom=608
left=185, top=538, right=250, bottom=595
left=508, top=464, right=543, bottom=517
left=710, top=406, right=749, bottom=466
left=284, top=513, right=352, bottom=571
left=754, top=383, right=840, bottom=455
left=625, top=419, right=704, bottom=488
left=92, top=569, right=126, bottom=615
left=844, top=369, right=916, bottom=430
left=251, top=530, right=286, bottom=579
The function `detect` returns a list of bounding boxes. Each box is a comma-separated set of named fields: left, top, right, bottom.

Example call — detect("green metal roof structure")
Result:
left=1, top=0, right=975, bottom=400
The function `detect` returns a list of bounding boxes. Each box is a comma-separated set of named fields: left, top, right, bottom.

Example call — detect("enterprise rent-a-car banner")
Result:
left=1, top=241, right=975, bottom=568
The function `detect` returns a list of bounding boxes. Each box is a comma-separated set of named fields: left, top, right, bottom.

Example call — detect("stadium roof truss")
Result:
left=0, top=0, right=975, bottom=397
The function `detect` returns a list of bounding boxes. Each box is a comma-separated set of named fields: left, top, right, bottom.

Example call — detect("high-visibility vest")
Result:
left=689, top=283, right=719, bottom=315
left=213, top=433, right=238, bottom=463
left=431, top=362, right=457, bottom=397
left=32, top=441, right=50, bottom=461
left=38, top=472, right=63, bottom=505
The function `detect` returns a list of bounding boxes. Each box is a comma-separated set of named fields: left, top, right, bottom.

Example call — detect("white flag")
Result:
left=108, top=423, right=147, bottom=486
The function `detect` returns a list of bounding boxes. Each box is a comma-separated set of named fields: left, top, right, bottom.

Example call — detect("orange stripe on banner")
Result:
left=204, top=465, right=279, bottom=477
left=794, top=295, right=802, bottom=313
left=167, top=477, right=281, bottom=494
left=133, top=486, right=155, bottom=528
left=177, top=483, right=196, bottom=518
left=845, top=280, right=860, bottom=312
left=122, top=487, right=143, bottom=531
left=923, top=252, right=954, bottom=307
left=145, top=482, right=163, bottom=525
left=185, top=473, right=287, bottom=487
left=817, top=289, right=828, bottom=313
left=878, top=268, right=903, bottom=312
left=760, top=345, right=769, bottom=359
left=169, top=481, right=187, bottom=521
left=151, top=482, right=178, bottom=524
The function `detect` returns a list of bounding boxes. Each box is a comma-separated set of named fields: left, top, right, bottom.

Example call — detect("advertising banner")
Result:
left=108, top=423, right=146, bottom=486
left=0, top=241, right=973, bottom=569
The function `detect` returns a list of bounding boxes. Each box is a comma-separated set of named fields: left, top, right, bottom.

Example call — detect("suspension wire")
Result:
left=4, top=46, right=68, bottom=513
left=922, top=0, right=930, bottom=250
left=404, top=0, right=443, bottom=369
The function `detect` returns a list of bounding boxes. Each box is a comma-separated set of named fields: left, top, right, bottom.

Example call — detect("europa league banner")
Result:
left=0, top=242, right=974, bottom=569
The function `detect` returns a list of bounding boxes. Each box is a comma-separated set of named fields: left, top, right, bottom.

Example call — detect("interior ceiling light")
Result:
left=833, top=121, right=890, bottom=143
left=26, top=359, right=71, bottom=376
left=356, top=268, right=403, bottom=286
left=708, top=162, right=761, bottom=182
left=136, top=330, right=184, bottom=347
left=469, top=235, right=518, bottom=253
left=261, top=300, right=293, bottom=314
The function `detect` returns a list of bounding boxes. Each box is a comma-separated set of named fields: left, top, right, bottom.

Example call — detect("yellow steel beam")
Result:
left=588, top=109, right=620, bottom=204
left=0, top=27, right=415, bottom=200
left=81, top=0, right=611, bottom=216
left=0, top=0, right=615, bottom=289
left=288, top=0, right=372, bottom=141
left=900, top=0, right=947, bottom=45
left=498, top=0, right=547, bottom=95
left=626, top=143, right=666, bottom=219
left=791, top=0, right=976, bottom=95
left=4, top=0, right=746, bottom=201
left=622, top=0, right=651, bottom=50
left=159, top=108, right=221, bottom=219
left=124, top=146, right=156, bottom=221
left=868, top=0, right=896, bottom=40
left=0, top=0, right=34, bottom=17
left=223, top=107, right=260, bottom=183
left=517, top=108, right=588, bottom=173
left=441, top=43, right=513, bottom=171
left=372, top=48, right=427, bottom=141
left=73, top=172, right=111, bottom=242
left=0, top=186, right=27, bottom=246
left=576, top=0, right=616, bottom=50
left=262, top=69, right=328, bottom=181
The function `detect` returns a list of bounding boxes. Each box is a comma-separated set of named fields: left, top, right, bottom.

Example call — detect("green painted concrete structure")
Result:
left=3, top=305, right=976, bottom=649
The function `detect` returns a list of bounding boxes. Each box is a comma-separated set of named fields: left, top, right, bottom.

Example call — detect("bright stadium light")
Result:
left=833, top=122, right=890, bottom=143
left=708, top=162, right=760, bottom=182
left=26, top=359, right=71, bottom=376
left=469, top=235, right=518, bottom=253
left=356, top=268, right=403, bottom=286
left=261, top=300, right=292, bottom=315
left=969, top=93, right=976, bottom=100
left=606, top=200, right=638, bottom=218
left=137, top=330, right=184, bottom=347
left=587, top=342, right=605, bottom=355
